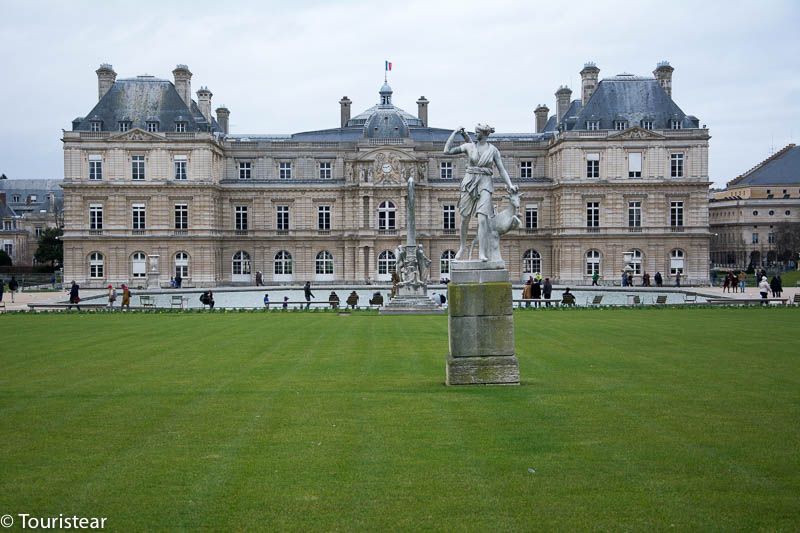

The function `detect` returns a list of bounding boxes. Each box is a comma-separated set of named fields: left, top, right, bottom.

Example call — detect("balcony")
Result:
left=378, top=229, right=397, bottom=235
left=89, top=229, right=103, bottom=235
left=234, top=229, right=249, bottom=236
left=442, top=229, right=457, bottom=235
left=317, top=230, right=331, bottom=236
left=628, top=227, right=643, bottom=233
left=276, top=230, right=289, bottom=236
left=586, top=227, right=600, bottom=233
left=525, top=228, right=538, bottom=234
left=173, top=229, right=188, bottom=236
left=670, top=226, right=685, bottom=233
left=131, top=230, right=146, bottom=236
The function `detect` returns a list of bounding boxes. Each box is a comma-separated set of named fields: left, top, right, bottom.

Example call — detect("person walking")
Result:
left=303, top=281, right=315, bottom=310
left=522, top=277, right=533, bottom=307
left=758, top=276, right=770, bottom=304
left=174, top=273, right=182, bottom=289
left=107, top=284, right=117, bottom=308
left=68, top=281, right=80, bottom=310
left=775, top=273, right=783, bottom=297
left=738, top=271, right=747, bottom=293
left=769, top=275, right=781, bottom=298
left=532, top=276, right=542, bottom=307
left=591, top=271, right=599, bottom=286
left=642, top=271, right=650, bottom=287
left=655, top=271, right=663, bottom=288
left=543, top=277, right=552, bottom=306
left=8, top=276, right=19, bottom=303
left=282, top=296, right=289, bottom=310
left=255, top=271, right=263, bottom=287
left=722, top=272, right=730, bottom=293
left=621, top=271, right=628, bottom=287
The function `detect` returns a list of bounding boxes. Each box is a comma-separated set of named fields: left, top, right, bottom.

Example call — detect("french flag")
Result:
left=385, top=60, right=392, bottom=71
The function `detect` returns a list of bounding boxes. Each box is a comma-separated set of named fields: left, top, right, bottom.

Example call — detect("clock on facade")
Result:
left=381, top=163, right=393, bottom=173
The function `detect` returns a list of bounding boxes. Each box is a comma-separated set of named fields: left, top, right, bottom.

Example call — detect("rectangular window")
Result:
left=3, top=221, right=11, bottom=231
left=520, top=160, right=533, bottom=179
left=752, top=232, right=759, bottom=244
left=174, top=155, right=187, bottom=180
left=587, top=121, right=599, bottom=130
left=614, top=120, right=627, bottom=131
left=628, top=153, right=642, bottom=178
left=525, top=206, right=538, bottom=229
left=174, top=204, right=188, bottom=230
left=11, top=195, right=20, bottom=203
left=443, top=204, right=456, bottom=230
left=628, top=201, right=641, bottom=227
left=89, top=204, right=103, bottom=230
left=132, top=203, right=146, bottom=230
left=670, top=201, right=684, bottom=227
left=586, top=202, right=600, bottom=228
left=440, top=161, right=453, bottom=179
left=89, top=155, right=103, bottom=180
left=317, top=205, right=331, bottom=230
left=276, top=205, right=289, bottom=231
left=670, top=153, right=684, bottom=178
left=35, top=226, right=43, bottom=238
left=319, top=162, right=332, bottom=180
left=586, top=153, right=600, bottom=178
left=147, top=122, right=159, bottom=132
left=671, top=120, right=682, bottom=130
left=235, top=206, right=248, bottom=231
left=641, top=120, right=653, bottom=130
left=238, top=162, right=251, bottom=180
left=90, top=121, right=101, bottom=132
left=118, top=122, right=130, bottom=132
left=131, top=155, right=145, bottom=181
left=768, top=232, right=775, bottom=244
left=279, top=162, right=292, bottom=180
left=2, top=243, right=11, bottom=256
left=175, top=122, right=186, bottom=133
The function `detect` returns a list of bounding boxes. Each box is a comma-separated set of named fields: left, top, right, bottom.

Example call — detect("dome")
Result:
left=364, top=108, right=410, bottom=138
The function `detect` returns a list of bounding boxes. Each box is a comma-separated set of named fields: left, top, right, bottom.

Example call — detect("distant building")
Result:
left=0, top=178, right=63, bottom=266
left=710, top=144, right=800, bottom=268
left=62, top=61, right=710, bottom=287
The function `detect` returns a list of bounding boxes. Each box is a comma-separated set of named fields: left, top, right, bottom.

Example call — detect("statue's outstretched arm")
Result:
left=444, top=127, right=468, bottom=155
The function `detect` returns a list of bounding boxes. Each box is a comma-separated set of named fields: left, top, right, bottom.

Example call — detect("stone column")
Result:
left=446, top=262, right=520, bottom=385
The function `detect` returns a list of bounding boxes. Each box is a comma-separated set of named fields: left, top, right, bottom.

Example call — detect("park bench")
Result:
left=629, top=295, right=642, bottom=306
left=139, top=295, right=155, bottom=308
left=514, top=298, right=560, bottom=308
left=27, top=303, right=109, bottom=311
left=586, top=295, right=604, bottom=306
left=654, top=295, right=668, bottom=305
left=683, top=293, right=698, bottom=303
left=170, top=295, right=187, bottom=309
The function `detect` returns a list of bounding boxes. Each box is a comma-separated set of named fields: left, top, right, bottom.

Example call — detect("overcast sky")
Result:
left=1, top=0, right=798, bottom=188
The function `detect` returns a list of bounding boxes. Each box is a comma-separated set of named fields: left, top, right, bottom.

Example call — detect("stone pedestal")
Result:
left=446, top=261, right=519, bottom=385
left=146, top=272, right=160, bottom=289
left=380, top=283, right=443, bottom=315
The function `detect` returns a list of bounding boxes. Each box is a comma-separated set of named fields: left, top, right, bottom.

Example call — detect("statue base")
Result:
left=380, top=284, right=443, bottom=315
left=445, top=261, right=519, bottom=385
left=146, top=272, right=160, bottom=289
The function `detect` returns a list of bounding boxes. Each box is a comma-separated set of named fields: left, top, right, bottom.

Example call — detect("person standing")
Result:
left=758, top=276, right=770, bottom=304
left=68, top=281, right=80, bottom=310
left=121, top=284, right=131, bottom=309
left=107, top=284, right=117, bottom=308
left=303, top=281, right=315, bottom=310
left=8, top=276, right=19, bottom=303
left=655, top=271, right=663, bottom=288
left=174, top=273, right=182, bottom=289
left=263, top=292, right=270, bottom=309
left=522, top=277, right=533, bottom=307
left=282, top=296, right=289, bottom=310
left=775, top=273, right=783, bottom=297
left=738, top=271, right=746, bottom=293
left=642, top=272, right=650, bottom=287
left=621, top=271, right=628, bottom=287
left=543, top=277, right=552, bottom=307
left=591, top=271, right=599, bottom=286
left=255, top=271, right=263, bottom=287
left=675, top=272, right=681, bottom=287
left=532, top=277, right=542, bottom=307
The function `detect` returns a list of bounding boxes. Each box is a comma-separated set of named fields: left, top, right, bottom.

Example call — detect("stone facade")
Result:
left=710, top=144, right=800, bottom=268
left=0, top=180, right=63, bottom=266
left=62, top=62, right=711, bottom=287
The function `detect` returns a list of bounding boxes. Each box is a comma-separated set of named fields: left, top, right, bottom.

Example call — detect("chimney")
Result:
left=0, top=192, right=6, bottom=206
left=416, top=96, right=429, bottom=127
left=215, top=106, right=230, bottom=134
left=339, top=96, right=352, bottom=128
left=196, top=86, right=213, bottom=122
left=172, top=64, right=193, bottom=106
left=96, top=64, right=117, bottom=100
left=555, top=86, right=572, bottom=123
left=534, top=104, right=549, bottom=133
left=580, top=62, right=600, bottom=104
left=653, top=61, right=674, bottom=98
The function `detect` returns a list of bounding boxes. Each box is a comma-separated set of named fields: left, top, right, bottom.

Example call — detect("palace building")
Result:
left=62, top=61, right=710, bottom=287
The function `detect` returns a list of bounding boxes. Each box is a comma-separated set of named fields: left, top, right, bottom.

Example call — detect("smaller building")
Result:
left=0, top=178, right=64, bottom=266
left=709, top=144, right=800, bottom=268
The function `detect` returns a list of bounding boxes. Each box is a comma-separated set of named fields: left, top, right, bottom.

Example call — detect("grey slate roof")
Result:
left=571, top=75, right=697, bottom=130
left=0, top=179, right=63, bottom=214
left=0, top=201, right=16, bottom=219
left=727, top=144, right=800, bottom=187
left=73, top=76, right=219, bottom=133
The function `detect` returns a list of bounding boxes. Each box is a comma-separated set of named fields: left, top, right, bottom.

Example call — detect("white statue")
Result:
left=444, top=123, right=518, bottom=262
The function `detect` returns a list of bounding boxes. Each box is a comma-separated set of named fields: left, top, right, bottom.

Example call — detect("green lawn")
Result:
left=1, top=308, right=798, bottom=531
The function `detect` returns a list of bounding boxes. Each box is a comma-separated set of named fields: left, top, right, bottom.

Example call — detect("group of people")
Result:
left=0, top=276, right=20, bottom=303
left=721, top=271, right=749, bottom=293
left=620, top=271, right=667, bottom=287
left=169, top=274, right=183, bottom=288
left=521, top=275, right=552, bottom=307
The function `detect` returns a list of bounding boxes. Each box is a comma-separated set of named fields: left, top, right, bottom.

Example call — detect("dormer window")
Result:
left=90, top=120, right=102, bottom=132
left=614, top=120, right=628, bottom=131
left=586, top=121, right=600, bottom=131
left=175, top=121, right=187, bottom=133
left=641, top=120, right=654, bottom=130
left=146, top=121, right=159, bottom=132
left=12, top=195, right=20, bottom=203
left=118, top=121, right=131, bottom=132
left=670, top=119, right=682, bottom=130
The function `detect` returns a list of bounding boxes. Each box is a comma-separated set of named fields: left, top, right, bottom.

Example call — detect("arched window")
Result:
left=89, top=252, right=104, bottom=279
left=175, top=252, right=189, bottom=279
left=131, top=251, right=146, bottom=279
left=523, top=249, right=541, bottom=274
left=625, top=249, right=643, bottom=275
left=316, top=250, right=334, bottom=275
left=378, top=201, right=396, bottom=231
left=440, top=250, right=456, bottom=276
left=232, top=251, right=251, bottom=275
left=585, top=250, right=601, bottom=276
left=377, top=250, right=396, bottom=276
left=670, top=249, right=685, bottom=275
left=274, top=250, right=292, bottom=275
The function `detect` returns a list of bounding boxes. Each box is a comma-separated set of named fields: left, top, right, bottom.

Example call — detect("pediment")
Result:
left=109, top=128, right=164, bottom=142
left=608, top=127, right=665, bottom=140
left=356, top=147, right=416, bottom=162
